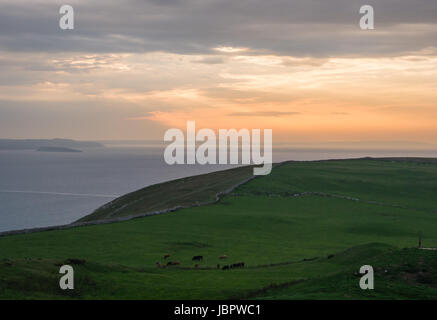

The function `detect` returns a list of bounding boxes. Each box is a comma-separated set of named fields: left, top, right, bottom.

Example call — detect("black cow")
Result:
left=192, top=255, right=203, bottom=261
left=222, top=265, right=229, bottom=270
left=231, top=262, right=245, bottom=269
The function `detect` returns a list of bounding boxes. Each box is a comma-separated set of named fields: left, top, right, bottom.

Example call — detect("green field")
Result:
left=1, top=158, right=437, bottom=299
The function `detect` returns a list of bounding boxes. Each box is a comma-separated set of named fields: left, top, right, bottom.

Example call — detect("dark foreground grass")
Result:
left=0, top=158, right=436, bottom=299
left=255, top=245, right=437, bottom=300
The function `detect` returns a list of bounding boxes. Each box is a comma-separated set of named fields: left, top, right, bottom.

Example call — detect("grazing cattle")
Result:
left=156, top=262, right=166, bottom=268
left=167, top=261, right=181, bottom=266
left=192, top=255, right=203, bottom=261
left=163, top=254, right=170, bottom=259
left=219, top=255, right=227, bottom=259
left=222, top=265, right=229, bottom=270
left=231, top=262, right=245, bottom=269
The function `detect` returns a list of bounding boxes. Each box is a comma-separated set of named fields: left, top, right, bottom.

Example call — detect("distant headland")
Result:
left=36, top=146, right=82, bottom=153
left=0, top=139, right=104, bottom=151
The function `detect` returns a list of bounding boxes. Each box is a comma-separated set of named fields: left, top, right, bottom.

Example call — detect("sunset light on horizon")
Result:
left=1, top=0, right=436, bottom=145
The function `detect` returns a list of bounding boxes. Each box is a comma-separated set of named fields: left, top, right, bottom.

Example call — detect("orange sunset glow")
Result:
left=1, top=1, right=436, bottom=146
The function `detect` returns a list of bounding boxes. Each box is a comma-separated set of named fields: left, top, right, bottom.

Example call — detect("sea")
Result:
left=1, top=145, right=436, bottom=232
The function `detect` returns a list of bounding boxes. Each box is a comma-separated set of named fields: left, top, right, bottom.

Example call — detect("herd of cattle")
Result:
left=156, top=254, right=245, bottom=270
left=221, top=262, right=245, bottom=270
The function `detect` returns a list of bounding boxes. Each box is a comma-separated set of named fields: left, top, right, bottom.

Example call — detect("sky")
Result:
left=0, top=0, right=436, bottom=144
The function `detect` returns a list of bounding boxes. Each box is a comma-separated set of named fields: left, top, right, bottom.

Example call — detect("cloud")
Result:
left=0, top=0, right=436, bottom=56
left=51, top=54, right=131, bottom=73
left=228, top=111, right=301, bottom=117
left=0, top=1, right=437, bottom=141
left=0, top=98, right=166, bottom=139
left=214, top=47, right=249, bottom=53
left=193, top=56, right=225, bottom=64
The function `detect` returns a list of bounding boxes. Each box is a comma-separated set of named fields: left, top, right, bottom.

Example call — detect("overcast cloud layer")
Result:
left=1, top=0, right=436, bottom=56
left=1, top=0, right=437, bottom=141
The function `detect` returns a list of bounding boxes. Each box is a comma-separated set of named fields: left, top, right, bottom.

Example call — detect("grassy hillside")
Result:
left=78, top=165, right=254, bottom=222
left=255, top=244, right=437, bottom=300
left=0, top=158, right=436, bottom=299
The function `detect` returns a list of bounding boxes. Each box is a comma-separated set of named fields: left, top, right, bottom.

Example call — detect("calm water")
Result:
left=1, top=146, right=436, bottom=232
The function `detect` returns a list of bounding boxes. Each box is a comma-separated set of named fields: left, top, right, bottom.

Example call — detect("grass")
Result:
left=255, top=245, right=437, bottom=300
left=78, top=165, right=254, bottom=222
left=0, top=158, right=436, bottom=299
